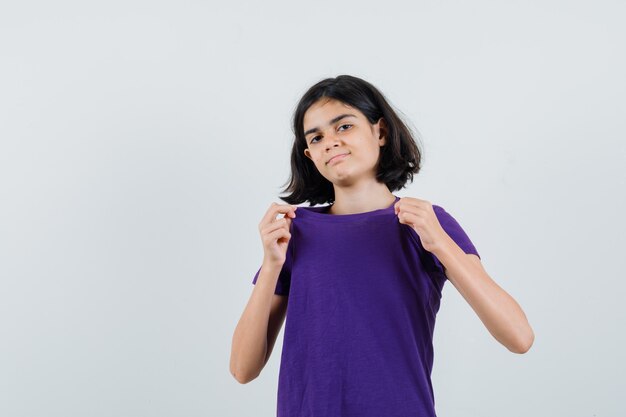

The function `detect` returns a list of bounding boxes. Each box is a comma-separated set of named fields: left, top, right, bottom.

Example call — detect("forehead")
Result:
left=303, top=99, right=363, bottom=129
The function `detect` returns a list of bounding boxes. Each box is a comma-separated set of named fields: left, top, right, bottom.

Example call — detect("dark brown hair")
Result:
left=278, top=75, right=423, bottom=206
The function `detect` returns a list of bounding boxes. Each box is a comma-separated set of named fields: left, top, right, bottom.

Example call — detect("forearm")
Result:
left=432, top=235, right=534, bottom=353
left=230, top=262, right=281, bottom=383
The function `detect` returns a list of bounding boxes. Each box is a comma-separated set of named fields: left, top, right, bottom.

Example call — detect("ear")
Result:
left=304, top=148, right=312, bottom=160
left=376, top=117, right=388, bottom=146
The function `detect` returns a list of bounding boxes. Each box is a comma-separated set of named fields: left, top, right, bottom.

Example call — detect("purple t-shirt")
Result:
left=252, top=195, right=480, bottom=417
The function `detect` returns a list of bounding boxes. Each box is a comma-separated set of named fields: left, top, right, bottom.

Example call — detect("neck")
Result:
left=328, top=188, right=396, bottom=215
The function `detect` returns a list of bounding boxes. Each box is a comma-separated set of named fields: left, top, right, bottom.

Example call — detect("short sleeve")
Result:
left=431, top=204, right=480, bottom=275
left=251, top=238, right=293, bottom=296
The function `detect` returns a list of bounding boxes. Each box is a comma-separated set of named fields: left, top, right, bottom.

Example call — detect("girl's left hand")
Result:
left=394, top=197, right=448, bottom=253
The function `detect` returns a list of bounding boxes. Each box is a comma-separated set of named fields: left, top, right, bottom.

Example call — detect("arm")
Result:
left=431, top=235, right=535, bottom=354
left=230, top=262, right=288, bottom=384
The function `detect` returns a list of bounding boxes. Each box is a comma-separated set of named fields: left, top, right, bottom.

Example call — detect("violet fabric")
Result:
left=252, top=195, right=480, bottom=417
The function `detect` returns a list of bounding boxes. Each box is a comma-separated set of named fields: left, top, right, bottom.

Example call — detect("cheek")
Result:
left=362, top=147, right=380, bottom=162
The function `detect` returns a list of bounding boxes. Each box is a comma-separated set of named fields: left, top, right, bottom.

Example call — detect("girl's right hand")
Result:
left=258, top=202, right=298, bottom=267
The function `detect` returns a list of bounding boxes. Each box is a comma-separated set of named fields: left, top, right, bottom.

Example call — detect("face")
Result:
left=303, top=98, right=387, bottom=186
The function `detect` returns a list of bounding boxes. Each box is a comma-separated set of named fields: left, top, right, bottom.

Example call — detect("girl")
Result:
left=230, top=75, right=534, bottom=417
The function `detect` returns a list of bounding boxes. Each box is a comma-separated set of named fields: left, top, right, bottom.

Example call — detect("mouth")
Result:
left=327, top=153, right=350, bottom=165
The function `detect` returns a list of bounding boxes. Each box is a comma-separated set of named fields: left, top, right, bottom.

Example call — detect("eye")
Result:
left=338, top=123, right=352, bottom=131
left=309, top=124, right=353, bottom=144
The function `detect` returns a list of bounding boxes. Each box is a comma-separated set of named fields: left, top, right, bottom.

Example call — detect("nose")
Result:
left=324, top=131, right=342, bottom=150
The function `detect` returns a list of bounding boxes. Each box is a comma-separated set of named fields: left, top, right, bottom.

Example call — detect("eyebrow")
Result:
left=304, top=114, right=357, bottom=137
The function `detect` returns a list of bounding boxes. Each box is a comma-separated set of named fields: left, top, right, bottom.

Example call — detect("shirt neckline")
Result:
left=295, top=195, right=400, bottom=223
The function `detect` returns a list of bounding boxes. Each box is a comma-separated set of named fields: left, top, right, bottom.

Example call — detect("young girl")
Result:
left=230, top=75, right=534, bottom=417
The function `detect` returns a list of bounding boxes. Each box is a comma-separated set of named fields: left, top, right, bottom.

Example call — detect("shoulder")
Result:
left=430, top=203, right=471, bottom=235
left=430, top=203, right=461, bottom=220
left=431, top=203, right=450, bottom=220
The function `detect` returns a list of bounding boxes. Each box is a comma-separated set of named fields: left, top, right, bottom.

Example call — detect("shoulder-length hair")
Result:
left=278, top=74, right=423, bottom=206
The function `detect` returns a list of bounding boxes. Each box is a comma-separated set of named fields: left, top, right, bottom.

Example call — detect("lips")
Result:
left=327, top=152, right=350, bottom=164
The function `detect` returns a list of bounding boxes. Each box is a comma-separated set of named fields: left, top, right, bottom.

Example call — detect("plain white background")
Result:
left=1, top=1, right=624, bottom=416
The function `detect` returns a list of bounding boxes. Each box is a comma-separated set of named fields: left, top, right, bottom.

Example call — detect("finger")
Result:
left=396, top=206, right=422, bottom=222
left=261, top=203, right=299, bottom=225
left=396, top=199, right=426, bottom=212
left=397, top=200, right=428, bottom=215
left=262, top=217, right=290, bottom=235
left=267, top=226, right=291, bottom=243
left=401, top=210, right=429, bottom=229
